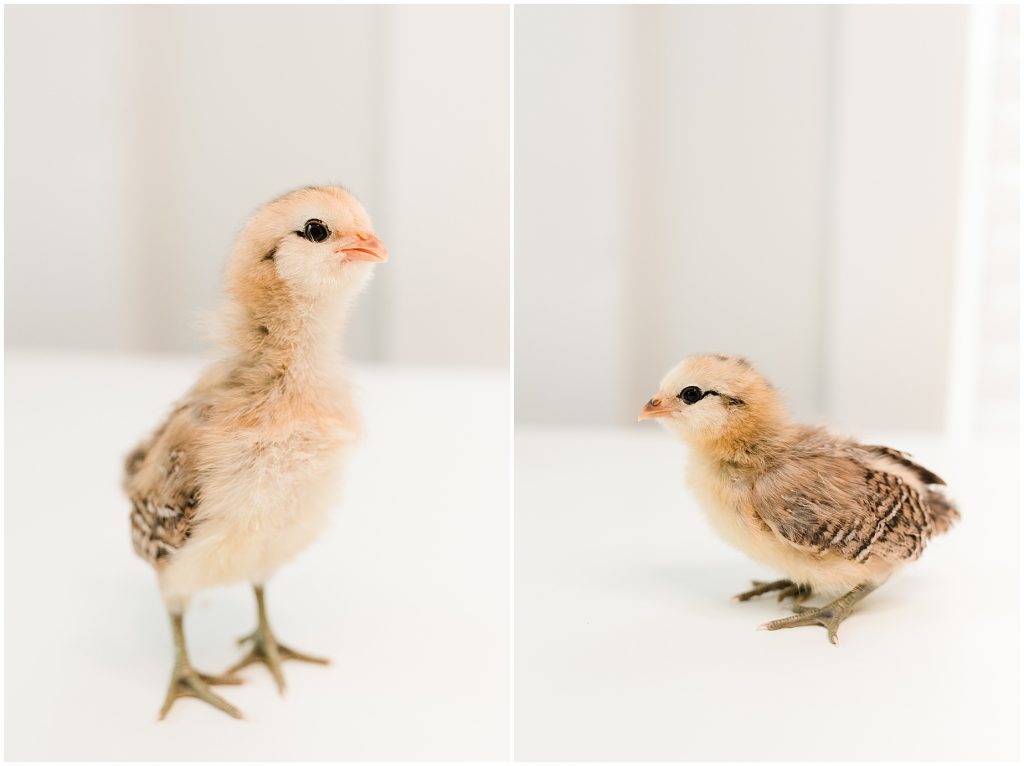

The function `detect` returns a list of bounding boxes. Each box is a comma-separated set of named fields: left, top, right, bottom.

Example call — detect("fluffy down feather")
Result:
left=125, top=186, right=381, bottom=610
left=646, top=354, right=958, bottom=594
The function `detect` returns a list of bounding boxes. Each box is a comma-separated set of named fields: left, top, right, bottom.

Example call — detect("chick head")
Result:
left=228, top=185, right=387, bottom=304
left=639, top=354, right=786, bottom=447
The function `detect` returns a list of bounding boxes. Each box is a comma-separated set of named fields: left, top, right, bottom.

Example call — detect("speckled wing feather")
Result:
left=860, top=444, right=946, bottom=486
left=753, top=435, right=947, bottom=565
left=125, top=401, right=203, bottom=566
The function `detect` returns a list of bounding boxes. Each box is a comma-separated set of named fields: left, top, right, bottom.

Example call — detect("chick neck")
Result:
left=704, top=429, right=789, bottom=476
left=685, top=411, right=793, bottom=477
left=228, top=284, right=357, bottom=390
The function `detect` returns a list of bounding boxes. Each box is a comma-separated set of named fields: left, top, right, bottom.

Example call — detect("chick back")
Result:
left=752, top=427, right=958, bottom=568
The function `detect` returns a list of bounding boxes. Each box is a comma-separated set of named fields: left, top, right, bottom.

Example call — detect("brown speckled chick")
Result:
left=124, top=186, right=386, bottom=718
left=640, top=354, right=958, bottom=644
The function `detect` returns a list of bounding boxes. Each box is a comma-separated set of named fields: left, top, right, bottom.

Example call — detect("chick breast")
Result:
left=126, top=362, right=359, bottom=602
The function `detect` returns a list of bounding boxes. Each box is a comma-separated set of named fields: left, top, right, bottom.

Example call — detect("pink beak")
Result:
left=334, top=232, right=388, bottom=263
left=638, top=396, right=675, bottom=421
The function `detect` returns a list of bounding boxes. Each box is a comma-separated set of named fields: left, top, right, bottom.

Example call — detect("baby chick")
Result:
left=639, top=354, right=958, bottom=644
left=125, top=186, right=387, bottom=718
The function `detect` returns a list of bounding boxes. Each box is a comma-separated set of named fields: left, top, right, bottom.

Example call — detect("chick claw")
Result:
left=228, top=628, right=329, bottom=695
left=734, top=579, right=812, bottom=604
left=760, top=604, right=849, bottom=645
left=758, top=583, right=876, bottom=645
left=158, top=666, right=244, bottom=721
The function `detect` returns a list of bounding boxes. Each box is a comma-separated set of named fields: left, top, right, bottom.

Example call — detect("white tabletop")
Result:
left=514, top=425, right=1019, bottom=761
left=4, top=349, right=510, bottom=761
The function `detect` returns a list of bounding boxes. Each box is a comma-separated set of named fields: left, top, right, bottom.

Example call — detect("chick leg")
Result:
left=158, top=611, right=244, bottom=720
left=228, top=584, right=329, bottom=695
left=734, top=579, right=813, bottom=603
left=759, top=583, right=877, bottom=645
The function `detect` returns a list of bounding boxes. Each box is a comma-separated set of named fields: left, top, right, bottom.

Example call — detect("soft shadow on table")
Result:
left=614, top=558, right=904, bottom=616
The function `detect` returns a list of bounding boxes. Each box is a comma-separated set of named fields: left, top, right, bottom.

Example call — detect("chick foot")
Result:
left=759, top=583, right=877, bottom=645
left=734, top=579, right=812, bottom=604
left=229, top=629, right=329, bottom=694
left=159, top=665, right=244, bottom=721
left=158, top=612, right=244, bottom=720
left=228, top=585, right=329, bottom=694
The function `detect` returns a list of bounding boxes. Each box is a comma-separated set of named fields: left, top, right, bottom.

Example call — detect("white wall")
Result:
left=515, top=6, right=632, bottom=426
left=381, top=6, right=509, bottom=368
left=5, top=6, right=144, bottom=352
left=515, top=5, right=978, bottom=431
left=826, top=5, right=966, bottom=431
left=947, top=4, right=1020, bottom=440
left=5, top=5, right=508, bottom=369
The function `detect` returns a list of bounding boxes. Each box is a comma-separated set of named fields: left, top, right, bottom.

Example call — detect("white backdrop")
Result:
left=515, top=4, right=1018, bottom=433
left=513, top=11, right=1018, bottom=762
left=5, top=5, right=509, bottom=368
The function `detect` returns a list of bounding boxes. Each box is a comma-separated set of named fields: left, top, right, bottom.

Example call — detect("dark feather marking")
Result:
left=125, top=406, right=204, bottom=567
left=864, top=445, right=945, bottom=486
left=755, top=432, right=957, bottom=565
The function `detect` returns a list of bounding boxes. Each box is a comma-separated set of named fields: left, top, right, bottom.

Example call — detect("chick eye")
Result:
left=302, top=219, right=331, bottom=242
left=679, top=386, right=703, bottom=404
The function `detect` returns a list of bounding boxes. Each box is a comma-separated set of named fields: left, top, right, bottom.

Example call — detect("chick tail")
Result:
left=925, top=491, right=960, bottom=535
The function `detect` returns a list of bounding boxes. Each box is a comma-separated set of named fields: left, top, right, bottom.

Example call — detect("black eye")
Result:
left=302, top=219, right=330, bottom=242
left=679, top=386, right=703, bottom=404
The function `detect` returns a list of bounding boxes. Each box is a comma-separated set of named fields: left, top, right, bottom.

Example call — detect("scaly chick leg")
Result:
left=158, top=611, right=244, bottom=721
left=734, top=579, right=813, bottom=604
left=760, top=582, right=878, bottom=645
left=228, top=584, right=329, bottom=695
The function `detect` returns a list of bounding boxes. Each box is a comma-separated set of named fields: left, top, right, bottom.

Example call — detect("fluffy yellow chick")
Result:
left=125, top=186, right=387, bottom=718
left=639, top=354, right=958, bottom=644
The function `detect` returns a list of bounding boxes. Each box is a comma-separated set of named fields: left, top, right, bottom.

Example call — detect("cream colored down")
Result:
left=650, top=354, right=955, bottom=596
left=126, top=186, right=380, bottom=611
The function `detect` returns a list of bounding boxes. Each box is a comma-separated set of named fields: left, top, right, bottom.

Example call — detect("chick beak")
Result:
left=335, top=232, right=388, bottom=264
left=638, top=396, right=675, bottom=421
